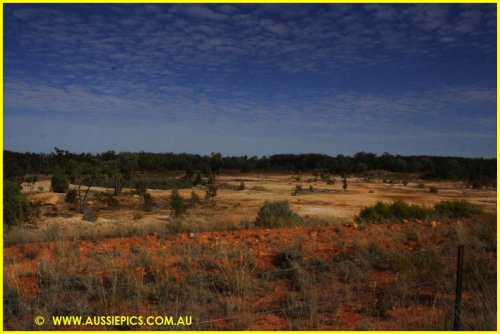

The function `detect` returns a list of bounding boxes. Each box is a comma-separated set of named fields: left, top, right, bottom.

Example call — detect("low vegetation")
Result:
left=255, top=200, right=302, bottom=228
left=65, top=189, right=78, bottom=206
left=4, top=180, right=32, bottom=228
left=170, top=189, right=186, bottom=216
left=143, top=193, right=155, bottom=212
left=205, top=182, right=217, bottom=206
left=434, top=200, right=483, bottom=218
left=357, top=199, right=483, bottom=223
left=190, top=191, right=201, bottom=207
left=3, top=156, right=496, bottom=330
left=50, top=168, right=69, bottom=193
left=82, top=207, right=98, bottom=222
left=357, top=199, right=432, bottom=223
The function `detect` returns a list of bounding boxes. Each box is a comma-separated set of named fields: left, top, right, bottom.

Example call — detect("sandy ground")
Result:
left=21, top=173, right=496, bottom=227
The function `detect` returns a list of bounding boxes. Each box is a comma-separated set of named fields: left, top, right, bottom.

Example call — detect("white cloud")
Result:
left=4, top=4, right=496, bottom=157
left=6, top=4, right=495, bottom=76
left=260, top=19, right=289, bottom=36
left=216, top=5, right=239, bottom=14
left=170, top=5, right=228, bottom=21
left=12, top=8, right=38, bottom=20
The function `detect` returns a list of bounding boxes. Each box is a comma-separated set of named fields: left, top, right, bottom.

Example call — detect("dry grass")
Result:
left=4, top=173, right=496, bottom=330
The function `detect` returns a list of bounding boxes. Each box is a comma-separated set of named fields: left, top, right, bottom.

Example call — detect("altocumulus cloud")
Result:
left=4, top=4, right=496, bottom=157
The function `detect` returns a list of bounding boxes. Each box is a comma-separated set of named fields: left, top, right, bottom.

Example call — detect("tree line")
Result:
left=4, top=149, right=496, bottom=186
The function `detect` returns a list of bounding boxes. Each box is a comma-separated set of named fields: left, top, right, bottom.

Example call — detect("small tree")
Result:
left=402, top=175, right=409, bottom=186
left=193, top=173, right=203, bottom=186
left=134, top=179, right=148, bottom=196
left=26, top=174, right=38, bottom=194
left=291, top=184, right=303, bottom=196
left=185, top=165, right=195, bottom=179
left=65, top=189, right=78, bottom=206
left=104, top=161, right=123, bottom=196
left=4, top=180, right=31, bottom=228
left=472, top=179, right=483, bottom=189
left=210, top=152, right=223, bottom=176
left=190, top=191, right=201, bottom=207
left=51, top=168, right=69, bottom=193
left=67, top=160, right=103, bottom=213
left=143, top=192, right=155, bottom=211
left=342, top=175, right=348, bottom=191
left=170, top=189, right=186, bottom=216
left=82, top=207, right=98, bottom=222
left=205, top=180, right=217, bottom=206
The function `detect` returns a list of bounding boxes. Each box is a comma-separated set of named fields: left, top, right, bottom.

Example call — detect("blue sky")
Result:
left=4, top=4, right=497, bottom=157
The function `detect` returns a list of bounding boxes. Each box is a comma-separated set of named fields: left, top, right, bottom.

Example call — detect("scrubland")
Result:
left=4, top=173, right=496, bottom=330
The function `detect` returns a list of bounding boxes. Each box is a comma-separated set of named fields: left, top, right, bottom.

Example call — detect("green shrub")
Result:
left=170, top=189, right=186, bottom=216
left=333, top=252, right=369, bottom=283
left=273, top=248, right=303, bottom=269
left=291, top=184, right=302, bottom=196
left=402, top=176, right=409, bottom=186
left=190, top=191, right=201, bottom=207
left=193, top=173, right=203, bottom=186
left=4, top=180, right=31, bottom=228
left=51, top=169, right=69, bottom=193
left=273, top=248, right=308, bottom=291
left=255, top=200, right=302, bottom=228
left=205, top=183, right=217, bottom=205
left=357, top=200, right=431, bottom=223
left=357, top=199, right=483, bottom=224
left=134, top=179, right=148, bottom=195
left=143, top=193, right=155, bottom=212
left=277, top=292, right=311, bottom=320
left=4, top=278, right=21, bottom=318
left=82, top=207, right=98, bottom=222
left=472, top=179, right=483, bottom=189
left=30, top=201, right=42, bottom=219
left=404, top=227, right=420, bottom=242
left=133, top=213, right=144, bottom=221
left=106, top=195, right=119, bottom=209
left=434, top=200, right=482, bottom=218
left=65, top=189, right=78, bottom=205
left=25, top=248, right=39, bottom=260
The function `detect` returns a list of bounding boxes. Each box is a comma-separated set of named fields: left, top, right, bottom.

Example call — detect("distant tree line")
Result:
left=4, top=149, right=496, bottom=186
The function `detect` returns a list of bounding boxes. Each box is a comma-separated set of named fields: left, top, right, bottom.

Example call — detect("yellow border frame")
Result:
left=0, top=1, right=498, bottom=334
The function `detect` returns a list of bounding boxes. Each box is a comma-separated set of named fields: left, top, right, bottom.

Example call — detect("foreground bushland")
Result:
left=357, top=199, right=483, bottom=223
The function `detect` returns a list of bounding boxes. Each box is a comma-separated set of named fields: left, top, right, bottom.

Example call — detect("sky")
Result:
left=4, top=4, right=497, bottom=158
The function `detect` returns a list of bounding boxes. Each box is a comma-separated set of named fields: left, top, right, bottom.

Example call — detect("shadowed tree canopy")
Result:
left=4, top=149, right=496, bottom=187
